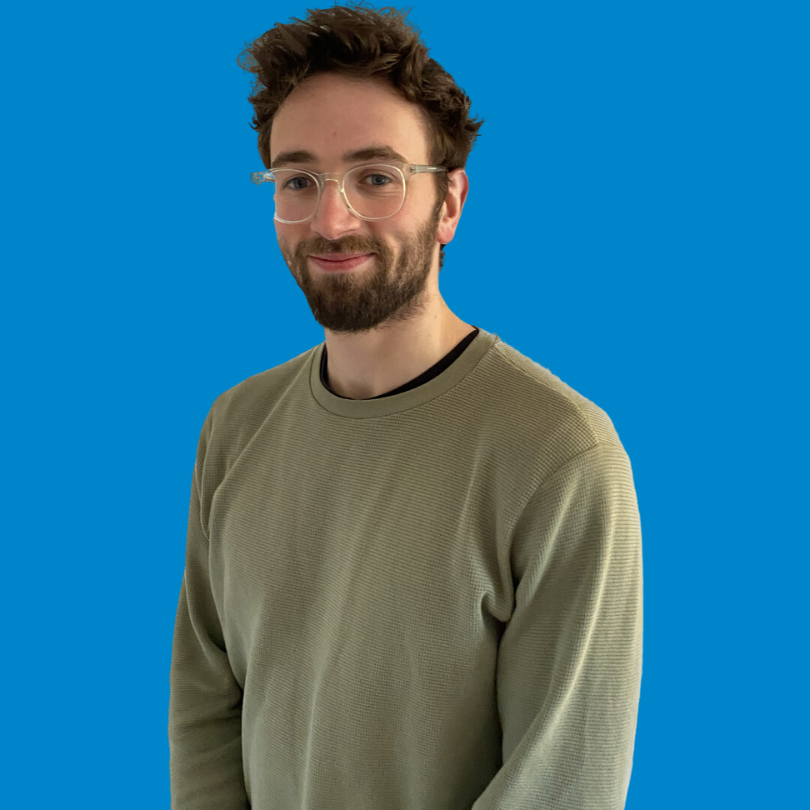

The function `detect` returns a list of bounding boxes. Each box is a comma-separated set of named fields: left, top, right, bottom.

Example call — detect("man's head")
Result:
left=236, top=3, right=484, bottom=334
left=268, top=71, right=468, bottom=333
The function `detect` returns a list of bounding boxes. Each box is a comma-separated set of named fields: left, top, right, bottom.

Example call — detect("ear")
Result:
left=435, top=169, right=469, bottom=248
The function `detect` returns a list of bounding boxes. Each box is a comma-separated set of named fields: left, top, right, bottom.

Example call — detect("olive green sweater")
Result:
left=169, top=326, right=643, bottom=810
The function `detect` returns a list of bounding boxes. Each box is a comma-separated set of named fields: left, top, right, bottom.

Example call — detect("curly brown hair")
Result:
left=236, top=1, right=485, bottom=271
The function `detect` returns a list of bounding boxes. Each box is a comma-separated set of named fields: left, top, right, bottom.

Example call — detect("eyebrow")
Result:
left=270, top=144, right=408, bottom=169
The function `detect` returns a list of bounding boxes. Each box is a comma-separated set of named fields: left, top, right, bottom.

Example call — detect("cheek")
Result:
left=275, top=229, right=296, bottom=260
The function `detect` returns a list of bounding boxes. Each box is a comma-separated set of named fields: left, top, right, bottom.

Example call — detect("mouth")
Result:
left=310, top=252, right=370, bottom=261
left=309, top=253, right=373, bottom=272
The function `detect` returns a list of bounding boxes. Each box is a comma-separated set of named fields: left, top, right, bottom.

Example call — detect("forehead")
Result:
left=270, top=73, right=428, bottom=167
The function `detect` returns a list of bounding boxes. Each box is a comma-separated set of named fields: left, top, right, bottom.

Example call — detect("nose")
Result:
left=308, top=178, right=364, bottom=242
left=313, top=178, right=353, bottom=220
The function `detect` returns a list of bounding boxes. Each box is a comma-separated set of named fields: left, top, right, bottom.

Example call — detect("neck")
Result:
left=325, top=311, right=473, bottom=400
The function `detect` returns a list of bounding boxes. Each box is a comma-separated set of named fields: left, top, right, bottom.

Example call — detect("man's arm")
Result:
left=474, top=441, right=644, bottom=810
left=168, top=411, right=250, bottom=810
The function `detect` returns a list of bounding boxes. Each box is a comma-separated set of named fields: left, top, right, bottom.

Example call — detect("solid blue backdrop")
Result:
left=2, top=1, right=806, bottom=807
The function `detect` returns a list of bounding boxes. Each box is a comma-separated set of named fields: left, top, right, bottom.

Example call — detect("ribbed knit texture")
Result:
left=169, top=326, right=643, bottom=810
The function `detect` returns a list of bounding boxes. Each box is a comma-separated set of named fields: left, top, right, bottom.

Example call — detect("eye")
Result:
left=283, top=175, right=312, bottom=190
left=364, top=173, right=392, bottom=186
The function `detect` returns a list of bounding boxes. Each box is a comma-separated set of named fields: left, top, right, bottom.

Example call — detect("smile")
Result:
left=310, top=254, right=373, bottom=272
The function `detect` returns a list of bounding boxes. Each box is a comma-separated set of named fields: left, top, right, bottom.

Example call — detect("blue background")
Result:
left=3, top=1, right=807, bottom=807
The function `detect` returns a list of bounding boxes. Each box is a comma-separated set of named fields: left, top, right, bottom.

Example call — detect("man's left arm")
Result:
left=474, top=441, right=644, bottom=810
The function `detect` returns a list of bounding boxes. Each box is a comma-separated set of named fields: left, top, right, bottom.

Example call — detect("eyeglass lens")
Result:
left=267, top=164, right=405, bottom=221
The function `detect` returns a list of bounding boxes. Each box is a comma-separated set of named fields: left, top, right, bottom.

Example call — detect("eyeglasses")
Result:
left=250, top=161, right=447, bottom=224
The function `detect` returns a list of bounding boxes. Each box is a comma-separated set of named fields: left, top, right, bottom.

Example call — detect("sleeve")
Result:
left=168, top=408, right=250, bottom=810
left=473, top=442, right=644, bottom=810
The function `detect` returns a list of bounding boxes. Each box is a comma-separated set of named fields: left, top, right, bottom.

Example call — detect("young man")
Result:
left=170, top=10, right=643, bottom=810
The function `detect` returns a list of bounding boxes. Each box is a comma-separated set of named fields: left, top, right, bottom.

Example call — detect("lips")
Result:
left=310, top=253, right=370, bottom=261
left=310, top=253, right=373, bottom=272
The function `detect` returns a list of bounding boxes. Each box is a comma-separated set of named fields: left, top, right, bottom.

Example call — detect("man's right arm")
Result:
left=168, top=412, right=249, bottom=810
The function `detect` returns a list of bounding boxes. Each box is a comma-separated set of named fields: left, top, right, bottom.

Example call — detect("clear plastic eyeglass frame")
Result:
left=250, top=162, right=448, bottom=223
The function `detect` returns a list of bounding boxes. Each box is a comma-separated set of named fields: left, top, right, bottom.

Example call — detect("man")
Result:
left=170, top=48, right=642, bottom=810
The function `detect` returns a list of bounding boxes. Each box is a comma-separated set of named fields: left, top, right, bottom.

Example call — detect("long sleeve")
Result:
left=473, top=441, right=644, bottom=810
left=168, top=411, right=250, bottom=810
left=163, top=328, right=642, bottom=810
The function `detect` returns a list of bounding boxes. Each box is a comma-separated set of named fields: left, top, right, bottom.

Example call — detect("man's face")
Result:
left=270, top=72, right=446, bottom=335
